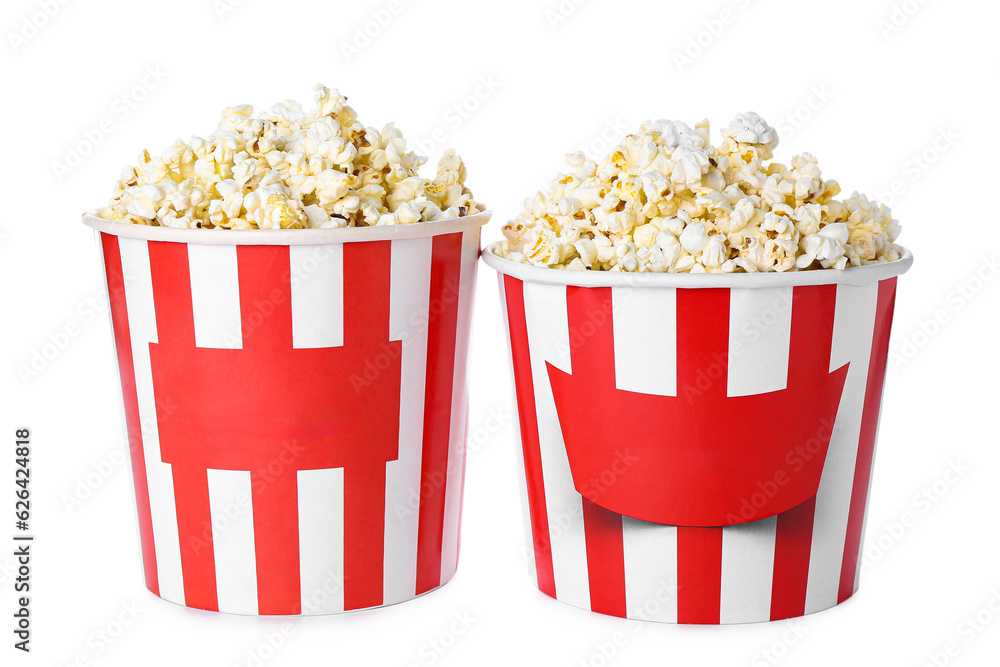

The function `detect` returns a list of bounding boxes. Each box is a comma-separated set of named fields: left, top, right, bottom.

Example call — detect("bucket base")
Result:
left=141, top=571, right=458, bottom=617
left=532, top=583, right=857, bottom=625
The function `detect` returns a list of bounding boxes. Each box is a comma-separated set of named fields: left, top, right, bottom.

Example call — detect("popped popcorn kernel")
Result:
left=497, top=113, right=902, bottom=272
left=99, top=85, right=478, bottom=230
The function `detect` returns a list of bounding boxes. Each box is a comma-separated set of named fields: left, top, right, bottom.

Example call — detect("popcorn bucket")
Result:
left=84, top=209, right=490, bottom=615
left=483, top=244, right=912, bottom=624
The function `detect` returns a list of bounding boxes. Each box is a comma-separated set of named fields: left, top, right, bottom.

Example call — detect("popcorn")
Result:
left=497, top=113, right=902, bottom=272
left=679, top=222, right=710, bottom=255
left=98, top=85, right=478, bottom=229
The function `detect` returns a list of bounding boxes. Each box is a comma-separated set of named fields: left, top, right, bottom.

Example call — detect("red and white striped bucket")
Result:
left=84, top=209, right=490, bottom=615
left=483, top=244, right=912, bottom=624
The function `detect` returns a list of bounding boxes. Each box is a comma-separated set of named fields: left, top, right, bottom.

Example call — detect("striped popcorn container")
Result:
left=83, top=209, right=490, bottom=615
left=483, top=244, right=912, bottom=624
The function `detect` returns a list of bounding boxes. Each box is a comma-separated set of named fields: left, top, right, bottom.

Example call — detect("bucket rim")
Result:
left=482, top=241, right=912, bottom=289
left=82, top=205, right=492, bottom=246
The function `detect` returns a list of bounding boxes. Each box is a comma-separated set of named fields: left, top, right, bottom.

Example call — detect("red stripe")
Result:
left=250, top=472, right=300, bottom=614
left=839, top=278, right=898, bottom=602
left=170, top=468, right=218, bottom=610
left=769, top=284, right=838, bottom=619
left=502, top=276, right=556, bottom=598
left=561, top=286, right=627, bottom=616
left=770, top=497, right=816, bottom=620
left=676, top=527, right=724, bottom=624
left=101, top=233, right=159, bottom=597
left=676, top=288, right=730, bottom=402
left=582, top=499, right=627, bottom=617
left=235, top=246, right=300, bottom=614
left=147, top=240, right=219, bottom=611
left=147, top=240, right=400, bottom=614
left=340, top=241, right=395, bottom=609
left=344, top=465, right=389, bottom=609
left=416, top=232, right=464, bottom=595
left=674, top=288, right=729, bottom=624
left=787, top=285, right=841, bottom=394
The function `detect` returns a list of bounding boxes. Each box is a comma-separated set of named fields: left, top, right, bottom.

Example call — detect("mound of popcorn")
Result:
left=98, top=85, right=477, bottom=229
left=497, top=112, right=902, bottom=272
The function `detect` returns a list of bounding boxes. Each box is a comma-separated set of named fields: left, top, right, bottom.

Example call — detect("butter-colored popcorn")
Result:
left=98, top=85, right=477, bottom=229
left=797, top=222, right=850, bottom=270
left=498, top=113, right=902, bottom=272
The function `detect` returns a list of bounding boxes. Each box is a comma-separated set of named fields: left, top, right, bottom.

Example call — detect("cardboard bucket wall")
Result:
left=84, top=211, right=490, bottom=615
left=483, top=245, right=912, bottom=625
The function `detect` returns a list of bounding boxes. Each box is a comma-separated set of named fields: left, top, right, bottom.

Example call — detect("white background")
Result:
left=1, top=0, right=998, bottom=665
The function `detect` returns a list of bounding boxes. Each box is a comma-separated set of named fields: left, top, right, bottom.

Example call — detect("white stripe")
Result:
left=383, top=236, right=432, bottom=604
left=612, top=287, right=676, bottom=396
left=727, top=287, right=793, bottom=396
left=187, top=244, right=243, bottom=349
left=720, top=515, right=777, bottom=623
left=98, top=235, right=148, bottom=591
left=613, top=285, right=681, bottom=619
left=852, top=330, right=892, bottom=595
left=854, top=415, right=885, bottom=595
left=440, top=229, right=480, bottom=583
left=297, top=468, right=345, bottom=614
left=716, top=286, right=789, bottom=622
left=622, top=518, right=678, bottom=622
left=523, top=282, right=591, bottom=609
left=207, top=469, right=257, bottom=614
left=499, top=277, right=539, bottom=581
left=804, top=283, right=878, bottom=613
left=854, top=482, right=872, bottom=596
left=290, top=244, right=344, bottom=349
left=118, top=238, right=185, bottom=604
